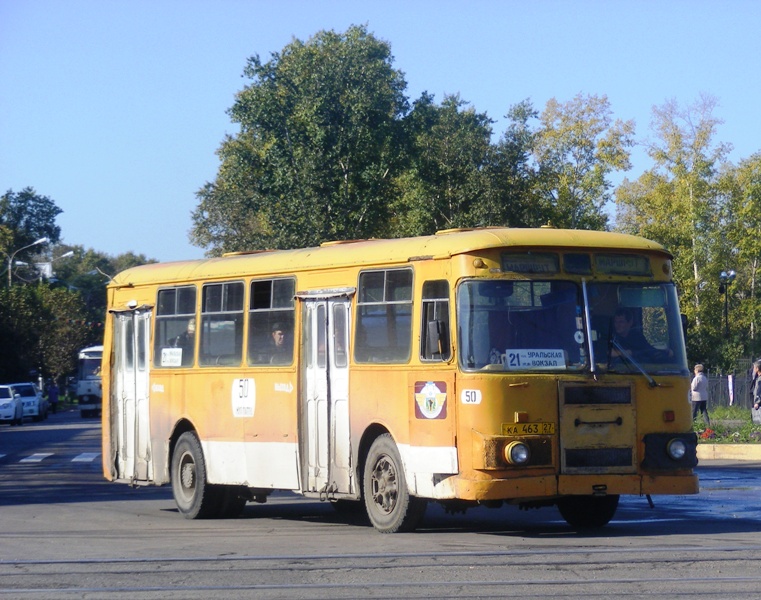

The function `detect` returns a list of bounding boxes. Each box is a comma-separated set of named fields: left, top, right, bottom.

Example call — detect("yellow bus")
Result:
left=101, top=227, right=698, bottom=532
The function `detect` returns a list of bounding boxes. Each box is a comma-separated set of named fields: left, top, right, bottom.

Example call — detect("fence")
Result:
left=706, top=374, right=754, bottom=410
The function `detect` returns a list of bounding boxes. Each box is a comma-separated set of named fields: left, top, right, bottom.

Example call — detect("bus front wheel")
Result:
left=363, top=434, right=426, bottom=533
left=557, top=494, right=619, bottom=529
left=171, top=432, right=218, bottom=519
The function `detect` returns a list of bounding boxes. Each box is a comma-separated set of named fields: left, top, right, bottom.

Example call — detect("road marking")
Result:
left=72, top=452, right=100, bottom=462
left=20, top=453, right=54, bottom=463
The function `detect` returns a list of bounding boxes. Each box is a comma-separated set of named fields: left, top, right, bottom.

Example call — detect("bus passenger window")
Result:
left=421, top=280, right=451, bottom=361
left=154, top=286, right=197, bottom=368
left=199, top=281, right=244, bottom=366
left=355, top=269, right=412, bottom=363
left=248, top=278, right=295, bottom=366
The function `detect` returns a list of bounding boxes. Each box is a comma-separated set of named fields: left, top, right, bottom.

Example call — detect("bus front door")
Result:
left=300, top=295, right=353, bottom=497
left=110, top=309, right=153, bottom=483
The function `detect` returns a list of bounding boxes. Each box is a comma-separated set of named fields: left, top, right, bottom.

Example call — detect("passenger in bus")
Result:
left=610, top=307, right=673, bottom=362
left=269, top=322, right=292, bottom=364
left=171, top=318, right=196, bottom=365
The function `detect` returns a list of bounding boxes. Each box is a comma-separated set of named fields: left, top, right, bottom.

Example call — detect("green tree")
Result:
left=489, top=99, right=546, bottom=227
left=389, top=93, right=495, bottom=236
left=191, top=25, right=409, bottom=253
left=532, top=94, right=635, bottom=229
left=0, top=284, right=91, bottom=383
left=723, top=153, right=761, bottom=359
left=615, top=95, right=731, bottom=368
left=0, top=285, right=43, bottom=381
left=36, top=286, right=91, bottom=382
left=1, top=187, right=62, bottom=285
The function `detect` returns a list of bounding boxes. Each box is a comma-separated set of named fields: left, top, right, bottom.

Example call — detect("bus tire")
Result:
left=171, top=432, right=218, bottom=519
left=557, top=494, right=619, bottom=529
left=363, top=434, right=426, bottom=533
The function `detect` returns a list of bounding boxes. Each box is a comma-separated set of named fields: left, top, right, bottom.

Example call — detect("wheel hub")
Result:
left=371, top=455, right=398, bottom=513
left=180, top=458, right=195, bottom=490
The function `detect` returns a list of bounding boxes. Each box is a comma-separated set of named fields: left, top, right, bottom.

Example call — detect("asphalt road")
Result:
left=1, top=409, right=761, bottom=599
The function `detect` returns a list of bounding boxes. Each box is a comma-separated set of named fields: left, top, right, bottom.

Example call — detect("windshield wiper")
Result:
left=610, top=339, right=658, bottom=388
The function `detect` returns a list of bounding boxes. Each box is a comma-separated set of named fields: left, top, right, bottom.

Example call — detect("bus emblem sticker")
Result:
left=232, top=378, right=256, bottom=418
left=414, top=381, right=447, bottom=420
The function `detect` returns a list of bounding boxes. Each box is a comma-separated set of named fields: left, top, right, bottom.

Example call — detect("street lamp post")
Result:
left=5, top=237, right=49, bottom=287
left=36, top=250, right=75, bottom=281
left=719, top=270, right=736, bottom=337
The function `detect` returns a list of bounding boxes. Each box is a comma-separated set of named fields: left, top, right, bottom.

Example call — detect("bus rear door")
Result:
left=109, top=309, right=153, bottom=483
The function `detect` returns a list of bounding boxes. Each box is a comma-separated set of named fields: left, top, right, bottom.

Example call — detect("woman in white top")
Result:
left=690, top=364, right=710, bottom=425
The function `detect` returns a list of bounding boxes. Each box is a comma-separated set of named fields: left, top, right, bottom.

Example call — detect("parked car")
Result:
left=0, top=385, right=23, bottom=426
left=9, top=382, right=48, bottom=422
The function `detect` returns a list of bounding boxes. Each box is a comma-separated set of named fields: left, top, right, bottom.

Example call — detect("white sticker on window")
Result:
left=504, top=349, right=565, bottom=370
left=161, top=348, right=182, bottom=367
left=232, top=378, right=255, bottom=418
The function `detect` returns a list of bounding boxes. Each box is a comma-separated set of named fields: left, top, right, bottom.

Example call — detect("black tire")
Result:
left=171, top=431, right=219, bottom=519
left=557, top=494, right=619, bottom=529
left=363, top=434, right=427, bottom=533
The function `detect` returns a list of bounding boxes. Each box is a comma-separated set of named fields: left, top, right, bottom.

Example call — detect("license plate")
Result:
left=502, top=422, right=556, bottom=435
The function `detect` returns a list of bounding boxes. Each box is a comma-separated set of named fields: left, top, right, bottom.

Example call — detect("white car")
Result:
left=0, top=385, right=23, bottom=426
left=9, top=382, right=48, bottom=422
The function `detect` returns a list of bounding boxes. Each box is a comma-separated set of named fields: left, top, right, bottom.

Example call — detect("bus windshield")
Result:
left=79, top=356, right=102, bottom=380
left=587, top=282, right=688, bottom=376
left=457, top=279, right=688, bottom=376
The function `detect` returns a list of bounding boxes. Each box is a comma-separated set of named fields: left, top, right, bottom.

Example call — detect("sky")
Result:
left=1, top=0, right=760, bottom=264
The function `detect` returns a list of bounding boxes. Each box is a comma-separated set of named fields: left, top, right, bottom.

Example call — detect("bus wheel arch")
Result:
left=361, top=431, right=427, bottom=533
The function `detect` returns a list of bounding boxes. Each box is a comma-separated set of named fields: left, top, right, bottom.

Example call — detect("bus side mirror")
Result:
left=681, top=314, right=688, bottom=344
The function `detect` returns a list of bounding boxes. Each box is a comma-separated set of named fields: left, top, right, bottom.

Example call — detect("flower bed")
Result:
left=694, top=405, right=761, bottom=443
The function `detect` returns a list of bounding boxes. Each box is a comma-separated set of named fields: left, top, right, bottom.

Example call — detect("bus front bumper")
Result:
left=434, top=471, right=699, bottom=501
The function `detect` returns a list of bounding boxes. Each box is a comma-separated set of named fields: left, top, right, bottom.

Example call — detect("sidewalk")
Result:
left=696, top=444, right=761, bottom=461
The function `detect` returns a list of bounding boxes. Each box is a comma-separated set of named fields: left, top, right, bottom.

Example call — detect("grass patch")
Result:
left=694, top=405, right=761, bottom=443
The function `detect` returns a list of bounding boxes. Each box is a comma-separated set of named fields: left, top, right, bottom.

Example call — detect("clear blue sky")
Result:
left=1, top=0, right=759, bottom=263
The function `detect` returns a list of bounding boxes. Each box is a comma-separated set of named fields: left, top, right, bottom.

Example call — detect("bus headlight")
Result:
left=504, top=441, right=531, bottom=465
left=667, top=438, right=687, bottom=460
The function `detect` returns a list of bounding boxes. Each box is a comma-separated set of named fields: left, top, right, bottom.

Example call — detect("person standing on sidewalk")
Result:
left=690, top=364, right=710, bottom=425
left=47, top=381, right=59, bottom=415
left=752, top=360, right=761, bottom=424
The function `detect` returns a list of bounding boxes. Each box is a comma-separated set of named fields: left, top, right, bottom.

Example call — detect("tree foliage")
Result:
left=0, top=187, right=61, bottom=254
left=389, top=93, right=495, bottom=236
left=614, top=95, right=745, bottom=370
left=191, top=24, right=409, bottom=253
left=0, top=185, right=154, bottom=382
left=532, top=94, right=635, bottom=229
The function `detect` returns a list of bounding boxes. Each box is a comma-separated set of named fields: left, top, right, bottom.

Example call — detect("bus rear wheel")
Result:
left=557, top=494, right=619, bottom=529
left=363, top=434, right=426, bottom=533
left=171, top=432, right=219, bottom=519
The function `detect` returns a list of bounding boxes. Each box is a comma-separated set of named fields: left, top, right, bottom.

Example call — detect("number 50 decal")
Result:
left=461, top=389, right=482, bottom=405
left=232, top=378, right=256, bottom=418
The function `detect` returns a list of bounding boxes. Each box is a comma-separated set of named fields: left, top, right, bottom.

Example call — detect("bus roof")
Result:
left=79, top=345, right=104, bottom=354
left=110, top=227, right=671, bottom=288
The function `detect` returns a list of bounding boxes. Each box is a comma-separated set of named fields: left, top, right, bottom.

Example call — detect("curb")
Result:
left=696, top=444, right=761, bottom=461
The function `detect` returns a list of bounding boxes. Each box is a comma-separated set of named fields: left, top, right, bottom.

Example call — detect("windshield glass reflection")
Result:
left=457, top=279, right=688, bottom=376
